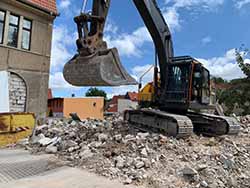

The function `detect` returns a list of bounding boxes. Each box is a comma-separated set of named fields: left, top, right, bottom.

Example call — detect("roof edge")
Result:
left=16, top=0, right=59, bottom=17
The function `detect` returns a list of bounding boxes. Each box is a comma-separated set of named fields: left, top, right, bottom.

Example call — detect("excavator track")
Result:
left=187, top=112, right=241, bottom=136
left=124, top=109, right=193, bottom=138
left=125, top=109, right=241, bottom=138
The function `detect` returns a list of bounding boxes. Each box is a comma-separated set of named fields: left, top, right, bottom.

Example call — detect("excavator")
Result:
left=63, top=0, right=240, bottom=138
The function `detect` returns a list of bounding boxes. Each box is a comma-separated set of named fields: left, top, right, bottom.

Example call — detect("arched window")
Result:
left=9, top=72, right=27, bottom=112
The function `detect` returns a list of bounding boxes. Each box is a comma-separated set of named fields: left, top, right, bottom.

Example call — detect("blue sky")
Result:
left=49, top=0, right=250, bottom=98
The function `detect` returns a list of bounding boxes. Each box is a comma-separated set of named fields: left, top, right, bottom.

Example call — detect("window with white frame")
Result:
left=0, top=10, right=5, bottom=44
left=22, top=18, right=32, bottom=50
left=7, top=14, right=19, bottom=47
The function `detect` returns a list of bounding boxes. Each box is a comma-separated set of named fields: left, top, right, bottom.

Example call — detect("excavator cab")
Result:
left=138, top=56, right=210, bottom=112
left=163, top=56, right=210, bottom=112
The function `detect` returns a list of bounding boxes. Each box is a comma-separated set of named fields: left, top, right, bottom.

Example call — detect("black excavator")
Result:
left=63, top=0, right=241, bottom=138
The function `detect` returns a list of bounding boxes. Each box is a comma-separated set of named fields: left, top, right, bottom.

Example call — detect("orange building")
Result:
left=48, top=97, right=104, bottom=120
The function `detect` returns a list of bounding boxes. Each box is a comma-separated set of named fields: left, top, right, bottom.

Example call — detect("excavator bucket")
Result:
left=63, top=48, right=137, bottom=86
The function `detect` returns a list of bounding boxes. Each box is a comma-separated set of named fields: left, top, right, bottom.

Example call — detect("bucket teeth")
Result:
left=63, top=48, right=137, bottom=86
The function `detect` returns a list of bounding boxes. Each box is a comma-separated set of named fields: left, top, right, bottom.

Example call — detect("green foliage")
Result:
left=85, top=87, right=107, bottom=100
left=215, top=46, right=250, bottom=115
left=216, top=78, right=250, bottom=115
left=235, top=47, right=250, bottom=78
left=211, top=77, right=227, bottom=84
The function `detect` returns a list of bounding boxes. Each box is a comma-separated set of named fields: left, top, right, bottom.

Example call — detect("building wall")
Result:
left=48, top=98, right=64, bottom=117
left=63, top=98, right=104, bottom=120
left=9, top=72, right=27, bottom=112
left=0, top=0, right=56, bottom=118
left=106, top=95, right=125, bottom=113
left=117, top=99, right=138, bottom=113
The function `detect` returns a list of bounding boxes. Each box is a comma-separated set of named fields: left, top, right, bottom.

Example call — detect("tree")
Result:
left=85, top=87, right=107, bottom=100
left=211, top=77, right=227, bottom=84
left=235, top=47, right=250, bottom=78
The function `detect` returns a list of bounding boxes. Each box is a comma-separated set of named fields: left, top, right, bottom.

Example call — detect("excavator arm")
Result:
left=74, top=0, right=110, bottom=55
left=63, top=0, right=173, bottom=90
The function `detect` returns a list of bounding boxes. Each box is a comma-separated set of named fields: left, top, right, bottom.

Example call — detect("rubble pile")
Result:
left=22, top=114, right=250, bottom=188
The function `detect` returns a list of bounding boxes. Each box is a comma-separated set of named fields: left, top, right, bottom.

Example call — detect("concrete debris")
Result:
left=140, top=148, right=148, bottom=157
left=196, top=164, right=207, bottom=172
left=135, top=161, right=145, bottom=169
left=19, top=114, right=250, bottom=188
left=45, top=145, right=58, bottom=154
left=98, top=133, right=109, bottom=142
left=200, top=180, right=208, bottom=187
left=114, top=134, right=122, bottom=141
left=181, top=166, right=198, bottom=176
left=115, top=156, right=125, bottom=168
left=124, top=177, right=133, bottom=184
left=38, top=136, right=53, bottom=146
left=79, top=148, right=94, bottom=159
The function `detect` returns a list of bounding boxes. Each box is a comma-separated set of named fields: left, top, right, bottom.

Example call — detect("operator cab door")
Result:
left=162, top=62, right=192, bottom=112
left=191, top=64, right=210, bottom=105
left=201, top=68, right=210, bottom=104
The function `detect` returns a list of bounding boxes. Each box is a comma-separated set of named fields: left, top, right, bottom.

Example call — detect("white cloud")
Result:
left=201, top=36, right=212, bottom=45
left=162, top=8, right=181, bottom=31
left=245, top=59, right=250, bottom=64
left=104, top=20, right=119, bottom=34
left=105, top=26, right=151, bottom=57
left=197, top=49, right=246, bottom=80
left=165, top=0, right=224, bottom=9
left=234, top=0, right=250, bottom=9
left=59, top=0, right=71, bottom=9
left=49, top=72, right=80, bottom=90
left=49, top=25, right=78, bottom=91
left=131, top=64, right=155, bottom=83
left=50, top=25, right=77, bottom=70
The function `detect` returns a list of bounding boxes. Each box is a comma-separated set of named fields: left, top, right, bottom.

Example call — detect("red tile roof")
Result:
left=26, top=0, right=58, bottom=14
left=210, top=80, right=231, bottom=90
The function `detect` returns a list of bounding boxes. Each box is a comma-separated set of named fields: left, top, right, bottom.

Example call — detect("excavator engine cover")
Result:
left=63, top=48, right=137, bottom=86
